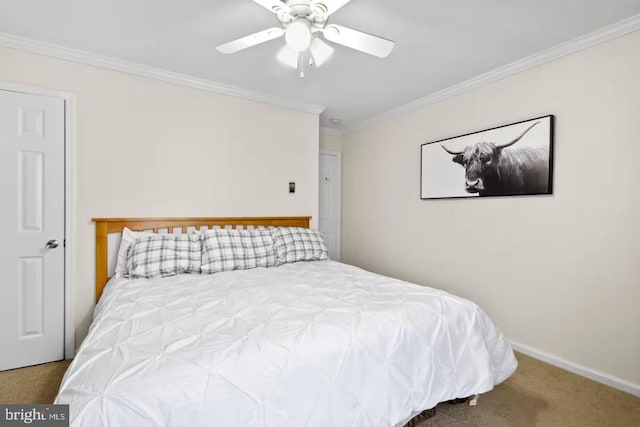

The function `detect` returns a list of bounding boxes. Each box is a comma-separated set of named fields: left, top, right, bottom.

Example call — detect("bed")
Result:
left=55, top=217, right=517, bottom=426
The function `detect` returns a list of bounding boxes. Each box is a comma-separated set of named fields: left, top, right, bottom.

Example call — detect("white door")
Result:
left=319, top=152, right=341, bottom=260
left=0, top=89, right=65, bottom=370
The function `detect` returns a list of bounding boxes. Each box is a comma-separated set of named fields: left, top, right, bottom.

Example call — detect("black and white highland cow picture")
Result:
left=421, top=115, right=554, bottom=199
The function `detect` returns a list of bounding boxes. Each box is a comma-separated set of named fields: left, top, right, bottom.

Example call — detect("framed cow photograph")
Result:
left=420, top=115, right=554, bottom=199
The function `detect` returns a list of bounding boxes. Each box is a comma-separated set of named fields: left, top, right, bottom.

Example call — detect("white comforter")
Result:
left=56, top=261, right=517, bottom=426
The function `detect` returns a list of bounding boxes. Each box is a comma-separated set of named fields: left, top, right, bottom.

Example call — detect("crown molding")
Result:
left=2, top=12, right=639, bottom=128
left=320, top=126, right=344, bottom=137
left=0, top=32, right=325, bottom=115
left=345, top=13, right=640, bottom=133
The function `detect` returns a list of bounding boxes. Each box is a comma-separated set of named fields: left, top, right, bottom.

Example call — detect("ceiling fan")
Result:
left=216, top=0, right=395, bottom=79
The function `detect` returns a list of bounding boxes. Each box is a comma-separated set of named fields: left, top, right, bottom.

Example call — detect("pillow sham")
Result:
left=114, top=227, right=154, bottom=277
left=201, top=228, right=275, bottom=274
left=272, top=227, right=329, bottom=265
left=126, top=233, right=202, bottom=279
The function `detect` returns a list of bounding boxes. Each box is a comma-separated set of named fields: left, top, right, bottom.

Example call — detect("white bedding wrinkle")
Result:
left=55, top=261, right=517, bottom=427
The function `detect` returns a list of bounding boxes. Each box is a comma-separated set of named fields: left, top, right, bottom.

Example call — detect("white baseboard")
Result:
left=510, top=340, right=640, bottom=397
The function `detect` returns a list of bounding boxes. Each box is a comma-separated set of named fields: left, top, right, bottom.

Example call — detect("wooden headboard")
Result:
left=92, top=216, right=311, bottom=301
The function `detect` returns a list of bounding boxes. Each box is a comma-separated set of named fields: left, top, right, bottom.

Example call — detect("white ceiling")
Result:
left=1, top=0, right=640, bottom=129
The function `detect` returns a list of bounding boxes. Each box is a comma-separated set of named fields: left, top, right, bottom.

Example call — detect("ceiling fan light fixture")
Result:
left=285, top=19, right=312, bottom=52
left=276, top=45, right=299, bottom=69
left=310, top=37, right=334, bottom=67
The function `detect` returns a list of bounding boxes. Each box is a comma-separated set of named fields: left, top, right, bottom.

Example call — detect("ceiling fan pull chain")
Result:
left=297, top=52, right=305, bottom=79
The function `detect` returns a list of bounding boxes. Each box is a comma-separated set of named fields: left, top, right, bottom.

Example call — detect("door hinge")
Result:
left=63, top=239, right=66, bottom=248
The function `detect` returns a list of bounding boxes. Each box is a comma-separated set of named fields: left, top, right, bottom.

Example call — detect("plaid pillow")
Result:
left=272, top=227, right=329, bottom=265
left=126, top=233, right=202, bottom=279
left=201, top=228, right=275, bottom=274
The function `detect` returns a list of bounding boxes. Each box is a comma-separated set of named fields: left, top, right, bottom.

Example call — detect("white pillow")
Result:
left=114, top=227, right=154, bottom=277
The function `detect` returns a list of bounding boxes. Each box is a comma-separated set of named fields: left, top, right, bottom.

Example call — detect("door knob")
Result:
left=46, top=239, right=59, bottom=249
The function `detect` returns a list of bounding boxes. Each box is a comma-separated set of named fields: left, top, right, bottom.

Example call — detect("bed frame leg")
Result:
left=469, top=394, right=480, bottom=406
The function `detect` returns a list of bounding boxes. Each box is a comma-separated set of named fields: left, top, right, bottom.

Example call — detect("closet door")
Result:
left=0, top=89, right=65, bottom=370
left=319, top=152, right=341, bottom=260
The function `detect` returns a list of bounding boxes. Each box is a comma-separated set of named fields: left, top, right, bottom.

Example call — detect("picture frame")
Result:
left=420, top=115, right=554, bottom=200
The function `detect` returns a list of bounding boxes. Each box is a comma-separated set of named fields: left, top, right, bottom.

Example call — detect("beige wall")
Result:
left=342, top=31, right=640, bottom=386
left=320, top=131, right=342, bottom=152
left=0, top=46, right=320, bottom=345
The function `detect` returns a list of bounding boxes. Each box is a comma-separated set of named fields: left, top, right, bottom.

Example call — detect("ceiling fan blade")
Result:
left=276, top=45, right=299, bottom=69
left=216, top=27, right=284, bottom=54
left=310, top=37, right=334, bottom=67
left=252, top=0, right=289, bottom=13
left=314, top=0, right=353, bottom=15
left=323, top=24, right=395, bottom=58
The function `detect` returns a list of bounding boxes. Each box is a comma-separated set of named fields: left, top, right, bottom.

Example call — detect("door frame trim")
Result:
left=0, top=80, right=76, bottom=359
left=319, top=150, right=342, bottom=261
